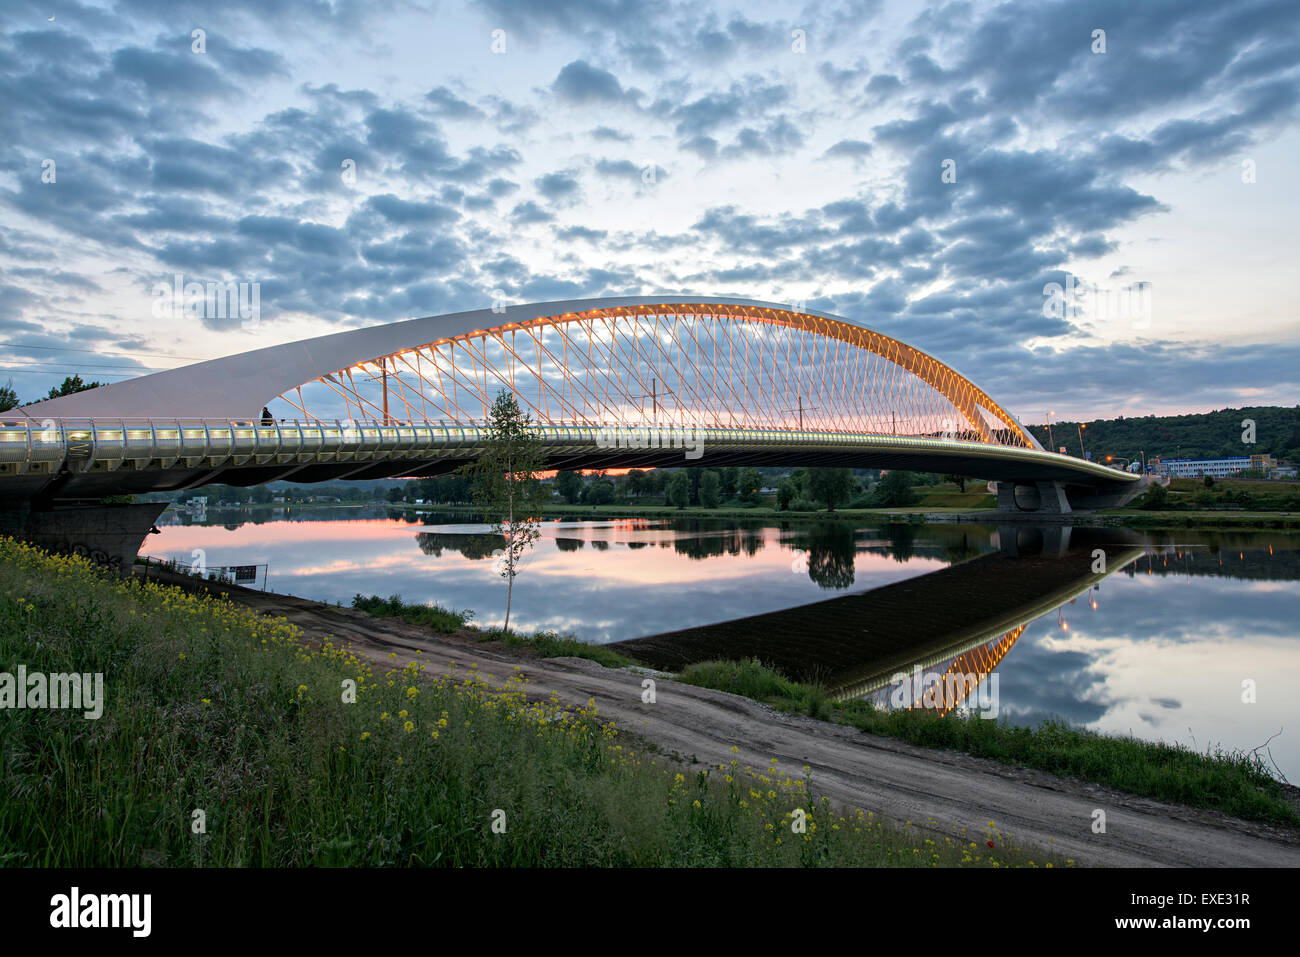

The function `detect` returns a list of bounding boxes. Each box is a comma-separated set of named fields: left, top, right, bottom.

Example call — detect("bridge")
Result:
left=1, top=296, right=1147, bottom=564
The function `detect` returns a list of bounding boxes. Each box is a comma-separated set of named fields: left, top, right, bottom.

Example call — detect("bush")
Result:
left=352, top=593, right=473, bottom=632
left=1141, top=482, right=1169, bottom=510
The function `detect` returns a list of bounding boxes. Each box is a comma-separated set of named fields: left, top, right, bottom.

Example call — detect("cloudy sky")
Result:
left=2, top=0, right=1297, bottom=421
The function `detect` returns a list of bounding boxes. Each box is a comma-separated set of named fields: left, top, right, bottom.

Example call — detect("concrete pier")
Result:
left=0, top=502, right=168, bottom=575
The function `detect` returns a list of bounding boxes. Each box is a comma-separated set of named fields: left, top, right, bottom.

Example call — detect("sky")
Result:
left=1, top=0, right=1298, bottom=423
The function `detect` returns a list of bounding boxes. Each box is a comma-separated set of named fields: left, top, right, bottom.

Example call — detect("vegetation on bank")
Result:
left=0, top=538, right=1062, bottom=867
left=678, top=658, right=1299, bottom=828
left=1135, top=477, right=1300, bottom=514
left=391, top=498, right=1300, bottom=530
left=1109, top=511, right=1300, bottom=529
left=350, top=592, right=475, bottom=632
left=348, top=593, right=633, bottom=669
left=401, top=465, right=993, bottom=513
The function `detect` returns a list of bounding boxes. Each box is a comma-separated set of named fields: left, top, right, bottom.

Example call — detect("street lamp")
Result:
left=1046, top=411, right=1055, bottom=450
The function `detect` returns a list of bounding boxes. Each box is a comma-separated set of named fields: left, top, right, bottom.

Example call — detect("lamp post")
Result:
left=1077, top=422, right=1087, bottom=459
left=1046, top=411, right=1055, bottom=451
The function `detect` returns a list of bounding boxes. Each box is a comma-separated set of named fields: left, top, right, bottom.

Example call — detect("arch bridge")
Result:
left=4, top=296, right=1145, bottom=515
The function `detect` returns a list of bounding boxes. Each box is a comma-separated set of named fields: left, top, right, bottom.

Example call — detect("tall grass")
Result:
left=350, top=592, right=473, bottom=632
left=351, top=592, right=632, bottom=668
left=1, top=538, right=1062, bottom=867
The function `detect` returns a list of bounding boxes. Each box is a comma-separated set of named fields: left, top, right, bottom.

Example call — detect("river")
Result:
left=145, top=505, right=1300, bottom=780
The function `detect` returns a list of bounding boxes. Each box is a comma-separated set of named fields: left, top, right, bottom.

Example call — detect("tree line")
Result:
left=1026, top=405, right=1300, bottom=463
left=393, top=465, right=955, bottom=512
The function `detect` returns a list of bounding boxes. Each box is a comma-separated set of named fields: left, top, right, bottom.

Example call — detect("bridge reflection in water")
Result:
left=611, top=527, right=1147, bottom=711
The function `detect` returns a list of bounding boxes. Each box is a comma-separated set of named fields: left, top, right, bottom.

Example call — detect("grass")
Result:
left=349, top=592, right=632, bottom=668
left=680, top=658, right=835, bottom=720
left=1109, top=512, right=1300, bottom=529
left=2, top=537, right=1069, bottom=867
left=350, top=592, right=473, bottom=632
left=480, top=628, right=635, bottom=669
left=679, top=658, right=1299, bottom=828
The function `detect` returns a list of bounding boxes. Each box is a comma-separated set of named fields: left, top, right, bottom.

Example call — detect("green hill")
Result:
left=1026, top=406, right=1300, bottom=465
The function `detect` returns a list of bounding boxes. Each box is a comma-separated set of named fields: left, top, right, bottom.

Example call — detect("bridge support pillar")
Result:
left=995, top=481, right=1072, bottom=514
left=1035, top=481, right=1073, bottom=514
left=0, top=502, right=167, bottom=577
left=995, top=481, right=1018, bottom=512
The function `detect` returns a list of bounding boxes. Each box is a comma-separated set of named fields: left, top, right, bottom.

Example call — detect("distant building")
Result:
left=1155, top=454, right=1277, bottom=478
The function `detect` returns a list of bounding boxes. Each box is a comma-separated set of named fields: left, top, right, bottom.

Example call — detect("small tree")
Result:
left=736, top=467, right=764, bottom=504
left=872, top=470, right=919, bottom=507
left=555, top=469, right=583, bottom=503
left=718, top=466, right=739, bottom=500
left=666, top=471, right=691, bottom=509
left=0, top=379, right=18, bottom=412
left=776, top=479, right=795, bottom=511
left=807, top=468, right=857, bottom=512
left=582, top=477, right=615, bottom=505
left=1142, top=481, right=1169, bottom=510
left=458, top=392, right=548, bottom=634
left=699, top=470, right=721, bottom=508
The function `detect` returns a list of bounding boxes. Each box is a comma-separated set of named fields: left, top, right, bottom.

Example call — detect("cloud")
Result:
left=822, top=138, right=873, bottom=161
left=0, top=0, right=1295, bottom=411
left=425, top=86, right=486, bottom=120
left=552, top=60, right=633, bottom=105
left=534, top=169, right=582, bottom=202
left=510, top=200, right=555, bottom=224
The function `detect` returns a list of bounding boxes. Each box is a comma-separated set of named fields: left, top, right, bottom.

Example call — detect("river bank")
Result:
left=135, top=563, right=1300, bottom=867
left=386, top=500, right=1300, bottom=530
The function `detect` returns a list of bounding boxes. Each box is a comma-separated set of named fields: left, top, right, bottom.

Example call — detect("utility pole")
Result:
left=780, top=395, right=818, bottom=429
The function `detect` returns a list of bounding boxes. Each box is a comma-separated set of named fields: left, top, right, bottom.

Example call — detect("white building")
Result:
left=1155, top=455, right=1277, bottom=478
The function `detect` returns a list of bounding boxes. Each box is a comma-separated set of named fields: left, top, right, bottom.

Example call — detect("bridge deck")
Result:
left=0, top=417, right=1138, bottom=504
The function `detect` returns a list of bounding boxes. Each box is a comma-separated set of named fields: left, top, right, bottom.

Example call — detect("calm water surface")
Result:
left=148, top=506, right=1300, bottom=779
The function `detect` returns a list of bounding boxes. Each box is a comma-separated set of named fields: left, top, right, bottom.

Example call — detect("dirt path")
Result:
left=176, top=575, right=1300, bottom=867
